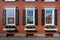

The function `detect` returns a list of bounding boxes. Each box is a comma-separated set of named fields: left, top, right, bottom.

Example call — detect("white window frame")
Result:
left=25, top=0, right=35, bottom=2
left=5, top=0, right=16, bottom=1
left=44, top=0, right=55, bottom=2
left=44, top=7, right=55, bottom=26
left=25, top=7, right=35, bottom=26
left=5, top=7, right=16, bottom=26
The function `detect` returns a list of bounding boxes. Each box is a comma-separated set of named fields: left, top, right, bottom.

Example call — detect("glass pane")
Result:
left=6, top=8, right=15, bottom=24
left=6, top=9, right=14, bottom=17
left=46, top=10, right=52, bottom=24
left=27, top=10, right=33, bottom=24
left=8, top=17, right=14, bottom=24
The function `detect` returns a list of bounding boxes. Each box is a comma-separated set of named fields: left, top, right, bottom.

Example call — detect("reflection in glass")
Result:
left=27, top=10, right=33, bottom=24
left=6, top=9, right=15, bottom=24
left=46, top=10, right=52, bottom=24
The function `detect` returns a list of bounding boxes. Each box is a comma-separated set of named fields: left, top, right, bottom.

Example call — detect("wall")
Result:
left=0, top=0, right=60, bottom=34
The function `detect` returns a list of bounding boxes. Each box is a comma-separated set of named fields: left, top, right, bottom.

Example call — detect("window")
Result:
left=44, top=0, right=55, bottom=2
left=44, top=7, right=55, bottom=25
left=5, top=7, right=16, bottom=25
left=5, top=0, right=16, bottom=1
left=25, top=0, right=35, bottom=2
left=25, top=7, right=35, bottom=25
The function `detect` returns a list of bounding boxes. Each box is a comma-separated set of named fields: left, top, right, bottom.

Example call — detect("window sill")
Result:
left=24, top=1, right=36, bottom=2
left=44, top=1, right=56, bottom=2
left=3, top=28, right=16, bottom=31
left=44, top=28, right=57, bottom=31
left=24, top=28, right=36, bottom=31
left=25, top=25, right=35, bottom=26
left=44, top=25, right=55, bottom=26
left=6, top=24, right=16, bottom=26
left=4, top=1, right=16, bottom=2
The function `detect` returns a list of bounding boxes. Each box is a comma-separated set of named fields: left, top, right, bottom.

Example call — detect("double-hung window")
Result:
left=44, top=7, right=55, bottom=25
left=25, top=7, right=35, bottom=25
left=5, top=7, right=16, bottom=26
left=5, top=0, right=16, bottom=1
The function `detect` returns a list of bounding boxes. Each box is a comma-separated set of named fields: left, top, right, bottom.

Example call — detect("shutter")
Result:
left=23, top=10, right=26, bottom=25
left=54, top=9, right=57, bottom=25
left=42, top=0, right=44, bottom=1
left=23, top=0, right=25, bottom=1
left=15, top=0, right=18, bottom=1
left=55, top=0, right=57, bottom=1
left=2, top=0, right=4, bottom=1
left=42, top=9, right=45, bottom=26
left=15, top=9, right=19, bottom=25
left=35, top=9, right=38, bottom=25
left=36, top=0, right=37, bottom=1
left=3, top=9, right=6, bottom=25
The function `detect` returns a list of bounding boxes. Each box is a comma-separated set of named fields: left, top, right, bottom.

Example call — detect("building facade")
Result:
left=0, top=0, right=60, bottom=37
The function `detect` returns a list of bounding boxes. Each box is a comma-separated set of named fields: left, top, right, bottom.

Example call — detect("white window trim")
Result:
left=5, top=0, right=16, bottom=1
left=44, top=0, right=55, bottom=2
left=44, top=28, right=57, bottom=31
left=44, top=7, right=55, bottom=26
left=24, top=28, right=36, bottom=31
left=25, top=0, right=35, bottom=2
left=5, top=7, right=16, bottom=26
left=25, top=7, right=35, bottom=26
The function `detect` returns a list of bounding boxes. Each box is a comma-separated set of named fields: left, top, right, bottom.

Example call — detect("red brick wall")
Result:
left=0, top=0, right=60, bottom=34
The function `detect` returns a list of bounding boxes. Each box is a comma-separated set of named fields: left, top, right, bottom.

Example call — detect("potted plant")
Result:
left=44, top=25, right=57, bottom=31
left=45, top=25, right=56, bottom=29
left=25, top=25, right=36, bottom=31
left=5, top=26, right=8, bottom=28
left=4, top=25, right=16, bottom=31
left=26, top=25, right=35, bottom=29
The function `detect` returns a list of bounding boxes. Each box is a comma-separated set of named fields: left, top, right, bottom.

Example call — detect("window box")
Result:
left=3, top=25, right=16, bottom=31
left=3, top=28, right=16, bottom=31
left=44, top=25, right=57, bottom=31
left=24, top=25, right=36, bottom=31
left=44, top=28, right=57, bottom=31
left=24, top=28, right=36, bottom=31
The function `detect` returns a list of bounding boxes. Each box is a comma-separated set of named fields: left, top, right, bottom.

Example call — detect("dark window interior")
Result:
left=46, top=34, right=53, bottom=37
left=26, top=34, right=33, bottom=37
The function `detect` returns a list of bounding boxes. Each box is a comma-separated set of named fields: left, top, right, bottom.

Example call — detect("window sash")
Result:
left=45, top=9, right=55, bottom=25
left=5, top=8, right=16, bottom=25
left=25, top=8, right=35, bottom=25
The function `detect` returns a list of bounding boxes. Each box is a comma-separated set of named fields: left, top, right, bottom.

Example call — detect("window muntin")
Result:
left=25, top=8, right=35, bottom=25
left=45, top=8, right=55, bottom=25
left=5, top=7, right=16, bottom=25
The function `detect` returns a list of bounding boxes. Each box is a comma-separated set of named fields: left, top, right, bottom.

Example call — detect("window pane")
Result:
left=6, top=8, right=15, bottom=25
left=46, top=10, right=52, bottom=24
left=6, top=9, right=14, bottom=17
left=8, top=17, right=14, bottom=24
left=27, top=10, right=33, bottom=24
